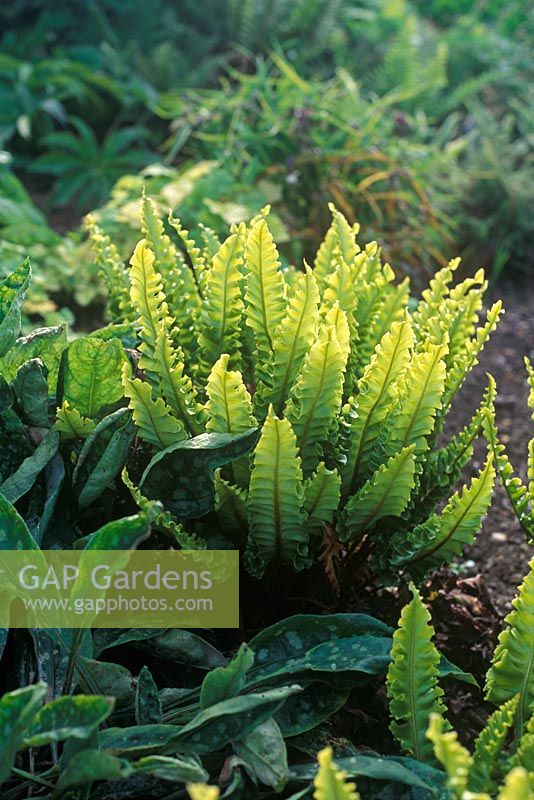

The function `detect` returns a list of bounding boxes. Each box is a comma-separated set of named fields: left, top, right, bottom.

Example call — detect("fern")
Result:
left=86, top=215, right=131, bottom=321
left=340, top=445, right=416, bottom=541
left=426, top=714, right=472, bottom=799
left=485, top=558, right=534, bottom=736
left=387, top=584, right=448, bottom=763
left=393, top=452, right=495, bottom=580
left=469, top=695, right=519, bottom=795
left=303, top=462, right=341, bottom=542
left=286, top=321, right=347, bottom=474
left=122, top=363, right=186, bottom=449
left=496, top=768, right=532, bottom=800
left=198, top=227, right=245, bottom=378
left=55, top=400, right=95, bottom=440
left=256, top=265, right=320, bottom=416
left=313, top=746, right=360, bottom=800
left=245, top=408, right=307, bottom=577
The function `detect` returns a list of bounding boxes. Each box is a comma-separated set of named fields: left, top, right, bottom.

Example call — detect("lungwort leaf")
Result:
left=0, top=682, right=45, bottom=786
left=23, top=695, right=114, bottom=748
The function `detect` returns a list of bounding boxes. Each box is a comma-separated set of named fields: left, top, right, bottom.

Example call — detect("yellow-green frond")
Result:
left=426, top=714, right=471, bottom=799
left=313, top=746, right=360, bottom=800
left=122, top=362, right=186, bottom=450
left=55, top=400, right=95, bottom=441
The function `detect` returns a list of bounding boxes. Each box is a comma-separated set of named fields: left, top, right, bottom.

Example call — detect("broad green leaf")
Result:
left=0, top=682, right=45, bottom=785
left=56, top=749, right=132, bottom=792
left=0, top=493, right=38, bottom=549
left=274, top=683, right=349, bottom=737
left=23, top=695, right=114, bottom=748
left=59, top=336, right=127, bottom=418
left=0, top=324, right=67, bottom=386
left=140, top=428, right=259, bottom=518
left=83, top=511, right=152, bottom=551
left=100, top=724, right=180, bottom=758
left=200, top=643, right=254, bottom=708
left=0, top=429, right=59, bottom=504
left=0, top=259, right=30, bottom=358
left=134, top=754, right=208, bottom=784
left=236, top=718, right=289, bottom=791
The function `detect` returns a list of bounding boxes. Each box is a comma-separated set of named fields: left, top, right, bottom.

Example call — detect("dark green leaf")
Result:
left=0, top=681, right=45, bottom=785
left=290, top=753, right=436, bottom=792
left=72, top=408, right=135, bottom=509
left=200, top=643, right=254, bottom=709
left=0, top=325, right=67, bottom=386
left=100, top=724, right=180, bottom=758
left=140, top=428, right=260, bottom=518
left=236, top=717, right=289, bottom=790
left=13, top=359, right=49, bottom=426
left=34, top=453, right=65, bottom=543
left=135, top=666, right=162, bottom=725
left=133, top=754, right=207, bottom=783
left=83, top=511, right=153, bottom=551
left=0, top=493, right=38, bottom=549
left=134, top=629, right=226, bottom=670
left=79, top=659, right=134, bottom=708
left=0, top=429, right=59, bottom=503
left=57, top=748, right=131, bottom=792
left=274, top=683, right=350, bottom=736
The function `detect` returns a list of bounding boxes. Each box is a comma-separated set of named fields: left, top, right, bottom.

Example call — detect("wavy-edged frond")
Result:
left=122, top=363, right=185, bottom=450
left=327, top=202, right=360, bottom=265
left=122, top=467, right=205, bottom=550
left=387, top=585, right=448, bottom=763
left=244, top=217, right=286, bottom=374
left=286, top=322, right=346, bottom=474
left=142, top=192, right=178, bottom=277
left=313, top=746, right=360, bottom=800
left=413, top=377, right=495, bottom=525
left=304, top=462, right=341, bottom=542
left=55, top=400, right=95, bottom=440
left=411, top=258, right=460, bottom=345
left=245, top=409, right=307, bottom=577
left=395, top=452, right=495, bottom=580
left=256, top=265, right=320, bottom=416
left=198, top=227, right=245, bottom=379
left=340, top=317, right=413, bottom=499
left=485, top=558, right=534, bottom=735
left=187, top=784, right=219, bottom=800
left=383, top=341, right=448, bottom=463
left=154, top=334, right=206, bottom=436
left=426, top=713, right=471, bottom=799
left=199, top=223, right=221, bottom=261
left=313, top=221, right=337, bottom=290
left=128, top=238, right=171, bottom=384
left=483, top=405, right=533, bottom=540
left=441, top=301, right=503, bottom=411
left=323, top=302, right=350, bottom=365
left=86, top=215, right=131, bottom=321
left=526, top=358, right=534, bottom=419
left=496, top=767, right=532, bottom=800
left=168, top=213, right=207, bottom=296
left=513, top=710, right=534, bottom=773
left=205, top=355, right=256, bottom=487
left=366, top=276, right=410, bottom=358
left=341, top=445, right=416, bottom=541
left=443, top=269, right=487, bottom=369
left=205, top=354, right=256, bottom=434
left=469, top=695, right=519, bottom=795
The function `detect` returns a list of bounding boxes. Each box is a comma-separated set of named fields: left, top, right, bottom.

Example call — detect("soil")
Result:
left=444, top=282, right=533, bottom=614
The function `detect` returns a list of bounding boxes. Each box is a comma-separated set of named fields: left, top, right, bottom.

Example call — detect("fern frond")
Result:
left=469, top=695, right=519, bottom=795
left=396, top=452, right=495, bottom=580
left=198, top=227, right=245, bottom=379
left=214, top=472, right=248, bottom=545
left=286, top=322, right=347, bottom=474
left=245, top=408, right=307, bottom=577
left=256, top=265, right=320, bottom=416
left=426, top=713, right=471, bottom=799
left=86, top=215, right=131, bottom=321
left=187, top=784, right=219, bottom=800
left=367, top=276, right=410, bottom=354
left=327, top=202, right=360, bottom=265
left=244, top=217, right=286, bottom=374
left=340, top=317, right=413, bottom=498
left=442, top=301, right=503, bottom=411
left=313, top=221, right=337, bottom=290
left=304, top=462, right=341, bottom=542
left=340, top=445, right=416, bottom=542
left=411, top=258, right=460, bottom=346
left=205, top=355, right=256, bottom=434
left=128, top=238, right=172, bottom=384
left=154, top=334, right=206, bottom=436
left=122, top=363, right=185, bottom=450
left=512, top=710, right=534, bottom=773
left=383, top=341, right=448, bottom=463
left=168, top=213, right=207, bottom=296
left=485, top=558, right=534, bottom=735
left=55, top=400, right=95, bottom=440
left=313, top=746, right=360, bottom=800
left=141, top=192, right=178, bottom=277
left=323, top=302, right=351, bottom=364
left=483, top=406, right=533, bottom=539
left=387, top=584, right=448, bottom=763
left=526, top=358, right=534, bottom=420
left=496, top=767, right=532, bottom=800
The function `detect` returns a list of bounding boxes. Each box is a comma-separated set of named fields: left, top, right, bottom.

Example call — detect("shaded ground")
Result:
left=445, top=282, right=533, bottom=613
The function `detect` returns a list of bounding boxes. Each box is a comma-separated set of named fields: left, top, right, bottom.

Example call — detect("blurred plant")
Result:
left=31, top=118, right=158, bottom=209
